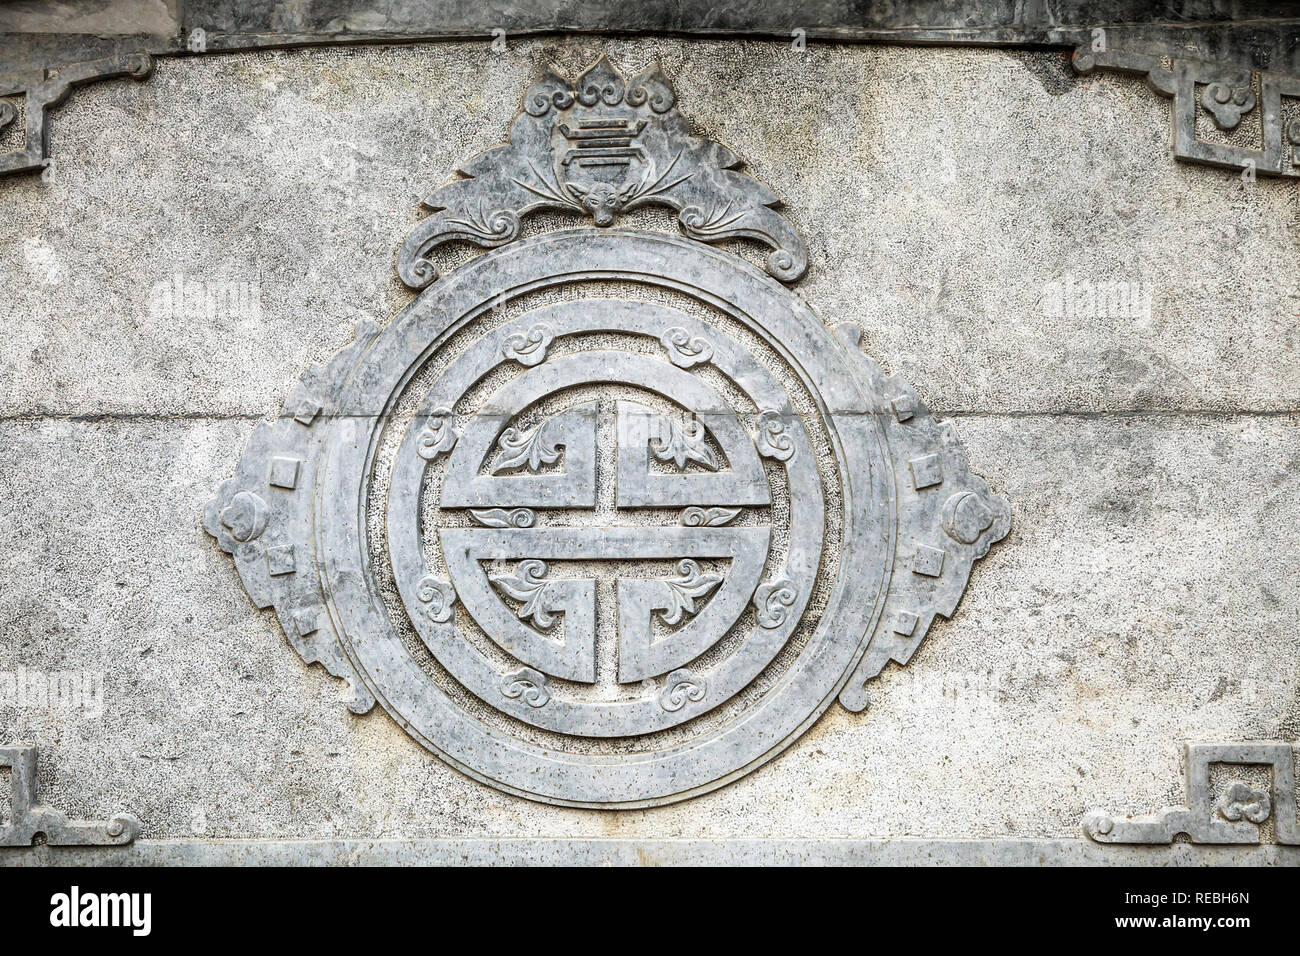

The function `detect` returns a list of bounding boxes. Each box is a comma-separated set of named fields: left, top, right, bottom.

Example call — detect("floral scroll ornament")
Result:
left=1200, top=82, right=1257, bottom=129
left=492, top=422, right=563, bottom=473
left=651, top=416, right=717, bottom=471
left=656, top=559, right=723, bottom=626
left=491, top=560, right=557, bottom=629
left=415, top=576, right=456, bottom=624
left=417, top=407, right=458, bottom=460
left=396, top=55, right=808, bottom=289
left=501, top=667, right=551, bottom=708
left=660, top=669, right=707, bottom=712
left=755, top=410, right=796, bottom=462
left=501, top=323, right=555, bottom=366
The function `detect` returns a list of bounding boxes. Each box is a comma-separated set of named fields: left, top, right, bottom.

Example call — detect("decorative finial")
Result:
left=397, top=54, right=807, bottom=288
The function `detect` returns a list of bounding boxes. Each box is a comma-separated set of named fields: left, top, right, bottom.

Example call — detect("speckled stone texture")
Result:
left=0, top=38, right=1296, bottom=842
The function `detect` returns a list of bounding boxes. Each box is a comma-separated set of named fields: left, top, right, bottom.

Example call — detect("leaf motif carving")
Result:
left=470, top=508, right=536, bottom=528
left=492, top=422, right=563, bottom=474
left=656, top=559, right=723, bottom=626
left=491, top=559, right=556, bottom=629
left=650, top=416, right=717, bottom=471
left=680, top=506, right=741, bottom=527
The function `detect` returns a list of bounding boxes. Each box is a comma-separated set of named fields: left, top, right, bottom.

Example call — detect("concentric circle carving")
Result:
left=206, top=229, right=1009, bottom=806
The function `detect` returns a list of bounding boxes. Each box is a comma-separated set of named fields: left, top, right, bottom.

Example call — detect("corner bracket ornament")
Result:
left=207, top=54, right=1008, bottom=807
left=0, top=746, right=140, bottom=847
left=396, top=55, right=808, bottom=287
left=1083, top=742, right=1299, bottom=845
left=0, top=54, right=154, bottom=177
left=1072, top=46, right=1300, bottom=178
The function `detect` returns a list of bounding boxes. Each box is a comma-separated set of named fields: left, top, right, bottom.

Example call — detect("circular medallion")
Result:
left=204, top=55, right=1008, bottom=808
left=323, top=230, right=890, bottom=805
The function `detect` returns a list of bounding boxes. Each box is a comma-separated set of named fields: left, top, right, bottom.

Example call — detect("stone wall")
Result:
left=0, top=38, right=1296, bottom=846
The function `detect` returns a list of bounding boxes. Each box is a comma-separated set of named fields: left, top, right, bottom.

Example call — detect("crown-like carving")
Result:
left=397, top=54, right=808, bottom=287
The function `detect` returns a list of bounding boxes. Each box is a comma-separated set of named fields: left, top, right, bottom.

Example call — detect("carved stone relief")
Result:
left=0, top=53, right=152, bottom=176
left=1084, top=742, right=1298, bottom=846
left=395, top=56, right=807, bottom=287
left=5, top=37, right=1300, bottom=183
left=203, top=54, right=1008, bottom=807
left=1073, top=45, right=1300, bottom=178
left=0, top=747, right=139, bottom=847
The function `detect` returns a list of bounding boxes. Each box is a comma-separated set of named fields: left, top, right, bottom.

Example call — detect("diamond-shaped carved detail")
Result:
left=268, top=457, right=301, bottom=489
left=893, top=610, right=919, bottom=635
left=891, top=396, right=915, bottom=422
left=266, top=545, right=297, bottom=576
left=912, top=545, right=946, bottom=577
left=909, top=454, right=943, bottom=489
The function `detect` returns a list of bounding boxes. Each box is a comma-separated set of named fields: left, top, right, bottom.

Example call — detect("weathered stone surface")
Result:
left=0, top=746, right=138, bottom=846
left=0, top=41, right=1296, bottom=420
left=0, top=411, right=1294, bottom=836
left=0, top=37, right=1296, bottom=852
left=5, top=1, right=1298, bottom=75
left=4, top=838, right=1298, bottom=866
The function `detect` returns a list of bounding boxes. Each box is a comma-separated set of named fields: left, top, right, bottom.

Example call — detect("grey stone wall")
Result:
left=0, top=38, right=1296, bottom=843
